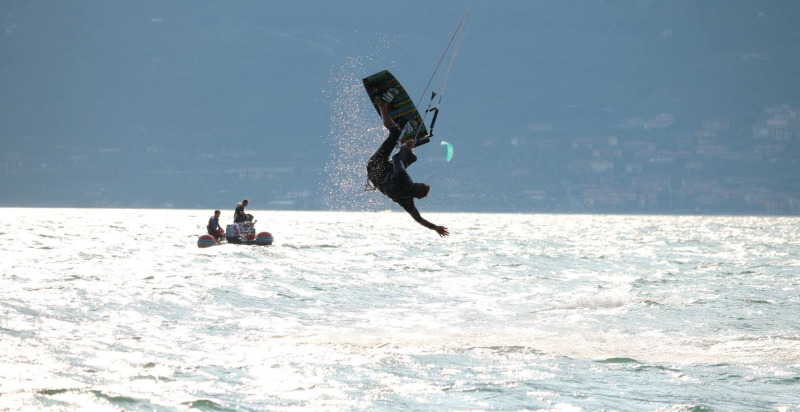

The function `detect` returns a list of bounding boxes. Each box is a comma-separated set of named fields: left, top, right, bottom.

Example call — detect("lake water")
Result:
left=1, top=208, right=799, bottom=410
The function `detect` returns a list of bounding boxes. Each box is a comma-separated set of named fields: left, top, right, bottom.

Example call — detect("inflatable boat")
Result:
left=197, top=221, right=273, bottom=248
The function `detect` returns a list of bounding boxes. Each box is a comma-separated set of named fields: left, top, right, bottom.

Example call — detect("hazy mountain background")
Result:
left=2, top=1, right=799, bottom=213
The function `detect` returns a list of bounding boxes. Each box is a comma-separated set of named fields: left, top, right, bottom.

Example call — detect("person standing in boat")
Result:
left=234, top=199, right=254, bottom=223
left=207, top=210, right=225, bottom=241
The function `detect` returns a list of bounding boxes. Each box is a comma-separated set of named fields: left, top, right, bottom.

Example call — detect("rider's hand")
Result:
left=401, top=136, right=416, bottom=150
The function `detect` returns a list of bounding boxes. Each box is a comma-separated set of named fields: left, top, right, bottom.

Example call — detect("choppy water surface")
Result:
left=1, top=209, right=799, bottom=410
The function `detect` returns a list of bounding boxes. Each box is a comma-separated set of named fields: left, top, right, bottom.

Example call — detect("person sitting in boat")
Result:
left=234, top=199, right=254, bottom=223
left=207, top=210, right=225, bottom=240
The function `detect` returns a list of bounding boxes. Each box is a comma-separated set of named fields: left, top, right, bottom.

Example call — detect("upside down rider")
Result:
left=366, top=91, right=449, bottom=237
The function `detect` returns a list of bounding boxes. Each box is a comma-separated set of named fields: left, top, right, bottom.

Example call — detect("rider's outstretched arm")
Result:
left=400, top=202, right=449, bottom=237
left=400, top=201, right=437, bottom=230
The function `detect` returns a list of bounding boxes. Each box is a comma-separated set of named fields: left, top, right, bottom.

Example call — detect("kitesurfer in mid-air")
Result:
left=366, top=91, right=449, bottom=237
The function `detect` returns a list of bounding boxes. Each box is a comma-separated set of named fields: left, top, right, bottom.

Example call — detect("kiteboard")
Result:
left=363, top=70, right=430, bottom=147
